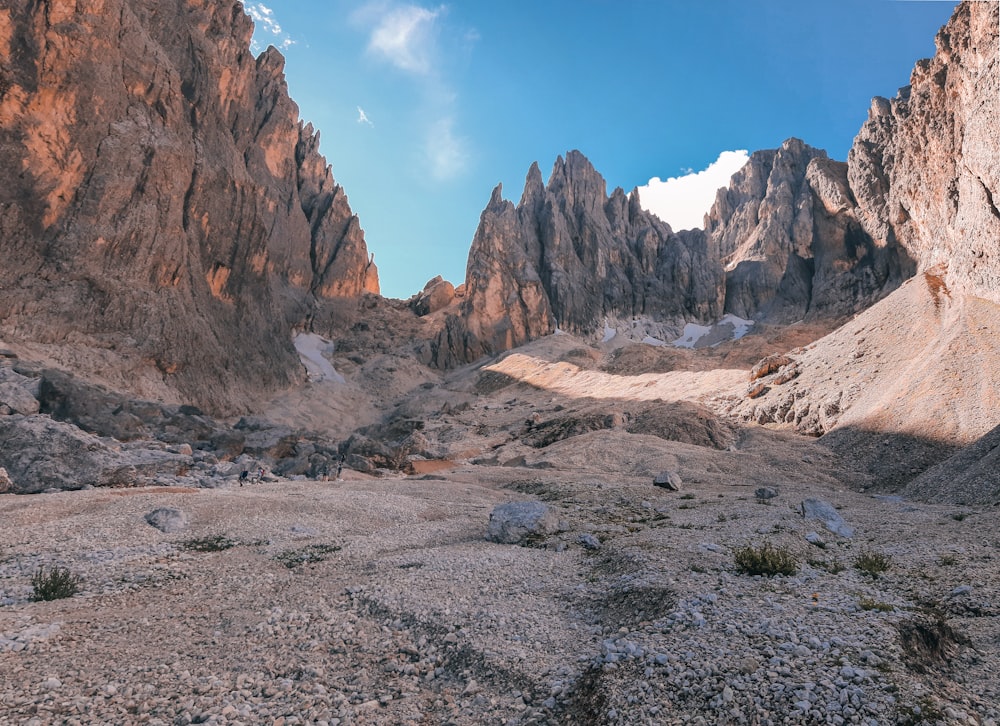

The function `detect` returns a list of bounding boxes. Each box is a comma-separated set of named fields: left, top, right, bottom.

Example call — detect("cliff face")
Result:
left=848, top=1, right=999, bottom=302
left=428, top=153, right=725, bottom=367
left=705, top=139, right=912, bottom=322
left=0, top=0, right=377, bottom=413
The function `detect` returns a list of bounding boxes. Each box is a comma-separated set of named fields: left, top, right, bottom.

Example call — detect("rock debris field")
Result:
left=2, top=458, right=999, bottom=725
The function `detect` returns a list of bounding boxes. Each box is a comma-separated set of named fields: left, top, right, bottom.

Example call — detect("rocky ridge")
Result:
left=0, top=0, right=377, bottom=415
left=431, top=3, right=998, bottom=370
left=429, top=154, right=724, bottom=367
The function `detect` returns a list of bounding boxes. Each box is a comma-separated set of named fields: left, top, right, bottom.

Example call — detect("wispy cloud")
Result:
left=635, top=150, right=750, bottom=231
left=246, top=3, right=295, bottom=53
left=353, top=3, right=474, bottom=182
left=365, top=4, right=444, bottom=75
left=425, top=116, right=468, bottom=180
left=357, top=107, right=375, bottom=127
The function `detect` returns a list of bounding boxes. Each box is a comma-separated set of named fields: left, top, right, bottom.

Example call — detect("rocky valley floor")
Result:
left=2, top=453, right=999, bottom=725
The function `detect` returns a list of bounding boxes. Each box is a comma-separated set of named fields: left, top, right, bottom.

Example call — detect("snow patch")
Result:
left=670, top=314, right=754, bottom=349
left=294, top=333, right=345, bottom=383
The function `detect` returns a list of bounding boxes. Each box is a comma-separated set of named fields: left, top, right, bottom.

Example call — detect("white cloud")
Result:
left=365, top=4, right=444, bottom=75
left=352, top=3, right=474, bottom=182
left=246, top=3, right=295, bottom=53
left=635, top=150, right=750, bottom=231
left=425, top=116, right=468, bottom=181
left=357, top=106, right=374, bottom=127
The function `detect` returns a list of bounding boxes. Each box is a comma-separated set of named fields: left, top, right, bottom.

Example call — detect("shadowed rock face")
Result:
left=0, top=0, right=377, bottom=414
left=848, top=1, right=1000, bottom=303
left=429, top=153, right=725, bottom=367
left=705, top=139, right=913, bottom=323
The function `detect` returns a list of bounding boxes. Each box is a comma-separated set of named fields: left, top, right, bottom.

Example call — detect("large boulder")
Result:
left=0, top=381, right=39, bottom=415
left=0, top=414, right=187, bottom=493
left=486, top=501, right=560, bottom=545
left=800, top=498, right=854, bottom=538
left=145, top=507, right=188, bottom=533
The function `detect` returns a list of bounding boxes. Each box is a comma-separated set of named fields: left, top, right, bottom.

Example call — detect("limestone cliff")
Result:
left=848, top=1, right=999, bottom=302
left=0, top=0, right=378, bottom=414
left=705, top=139, right=912, bottom=322
left=428, top=153, right=725, bottom=367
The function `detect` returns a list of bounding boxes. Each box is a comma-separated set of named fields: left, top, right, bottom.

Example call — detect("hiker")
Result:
left=239, top=469, right=249, bottom=487
left=336, top=453, right=345, bottom=481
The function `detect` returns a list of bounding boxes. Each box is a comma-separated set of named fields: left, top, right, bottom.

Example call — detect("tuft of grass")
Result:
left=679, top=493, right=696, bottom=501
left=31, top=566, right=81, bottom=601
left=734, top=542, right=798, bottom=577
left=181, top=535, right=237, bottom=552
left=950, top=512, right=968, bottom=522
left=807, top=557, right=846, bottom=574
left=854, top=549, right=892, bottom=578
left=937, top=554, right=958, bottom=567
left=859, top=597, right=895, bottom=612
left=275, top=543, right=342, bottom=569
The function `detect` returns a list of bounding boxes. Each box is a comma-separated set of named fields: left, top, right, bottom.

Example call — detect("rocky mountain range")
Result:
left=1, top=2, right=999, bottom=723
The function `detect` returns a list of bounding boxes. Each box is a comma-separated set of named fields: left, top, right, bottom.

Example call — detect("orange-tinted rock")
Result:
left=0, top=0, right=377, bottom=414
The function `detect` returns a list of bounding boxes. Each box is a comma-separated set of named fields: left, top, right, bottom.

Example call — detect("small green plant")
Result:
left=31, top=566, right=81, bottom=601
left=275, top=543, right=342, bottom=569
left=734, top=542, right=798, bottom=577
left=807, top=557, right=846, bottom=574
left=859, top=597, right=895, bottom=612
left=689, top=563, right=707, bottom=574
left=897, top=695, right=946, bottom=725
left=181, top=535, right=237, bottom=552
left=950, top=512, right=968, bottom=522
left=937, top=554, right=958, bottom=567
left=854, top=549, right=892, bottom=578
left=679, top=493, right=696, bottom=501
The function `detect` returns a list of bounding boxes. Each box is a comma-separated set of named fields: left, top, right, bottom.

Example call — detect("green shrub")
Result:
left=31, top=566, right=80, bottom=601
left=859, top=597, right=895, bottom=612
left=275, top=543, right=342, bottom=569
left=807, top=557, right=846, bottom=574
left=854, top=549, right=892, bottom=578
left=181, top=535, right=237, bottom=552
left=734, top=542, right=798, bottom=577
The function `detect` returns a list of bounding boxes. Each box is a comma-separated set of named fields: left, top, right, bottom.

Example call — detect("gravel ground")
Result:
left=2, top=460, right=999, bottom=725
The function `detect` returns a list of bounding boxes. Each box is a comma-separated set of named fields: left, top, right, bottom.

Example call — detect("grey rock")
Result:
left=0, top=381, right=39, bottom=415
left=486, top=501, right=559, bottom=545
left=0, top=414, right=182, bottom=493
left=800, top=498, right=854, bottom=538
left=755, top=486, right=778, bottom=501
left=805, top=531, right=827, bottom=548
left=144, top=507, right=188, bottom=533
left=578, top=533, right=601, bottom=550
left=653, top=471, right=682, bottom=491
left=0, top=467, right=14, bottom=494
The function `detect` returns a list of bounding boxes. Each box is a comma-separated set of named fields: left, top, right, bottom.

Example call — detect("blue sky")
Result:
left=246, top=1, right=959, bottom=299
